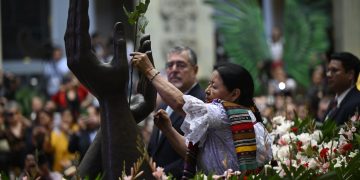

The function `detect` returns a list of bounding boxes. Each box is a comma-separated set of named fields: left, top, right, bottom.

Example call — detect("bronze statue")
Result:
left=64, top=0, right=156, bottom=179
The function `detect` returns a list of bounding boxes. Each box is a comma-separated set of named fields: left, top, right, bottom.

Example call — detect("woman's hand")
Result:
left=154, top=109, right=187, bottom=158
left=130, top=52, right=155, bottom=75
left=153, top=109, right=172, bottom=133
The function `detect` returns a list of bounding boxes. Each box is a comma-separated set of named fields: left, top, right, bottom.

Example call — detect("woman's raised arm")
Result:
left=131, top=52, right=186, bottom=116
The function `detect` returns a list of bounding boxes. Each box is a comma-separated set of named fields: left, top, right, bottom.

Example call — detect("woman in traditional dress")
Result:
left=131, top=52, right=272, bottom=176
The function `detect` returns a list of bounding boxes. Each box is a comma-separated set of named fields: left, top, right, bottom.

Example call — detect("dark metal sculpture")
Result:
left=64, top=0, right=156, bottom=179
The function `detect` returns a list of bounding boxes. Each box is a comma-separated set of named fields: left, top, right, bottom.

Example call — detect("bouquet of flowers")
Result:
left=256, top=113, right=360, bottom=179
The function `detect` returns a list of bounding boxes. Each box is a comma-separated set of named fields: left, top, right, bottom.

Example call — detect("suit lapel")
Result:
left=332, top=87, right=357, bottom=123
left=339, top=87, right=356, bottom=107
left=149, top=125, right=161, bottom=156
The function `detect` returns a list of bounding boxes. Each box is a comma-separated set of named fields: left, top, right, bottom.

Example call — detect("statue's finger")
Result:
left=76, top=0, right=91, bottom=52
left=112, top=22, right=128, bottom=68
left=141, top=40, right=151, bottom=53
left=145, top=50, right=154, bottom=66
left=138, top=35, right=150, bottom=52
left=64, top=0, right=77, bottom=65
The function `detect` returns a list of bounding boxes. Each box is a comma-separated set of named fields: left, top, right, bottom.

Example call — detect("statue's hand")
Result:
left=64, top=0, right=155, bottom=179
left=136, top=35, right=155, bottom=94
left=64, top=0, right=128, bottom=100
left=131, top=52, right=154, bottom=75
left=131, top=35, right=157, bottom=122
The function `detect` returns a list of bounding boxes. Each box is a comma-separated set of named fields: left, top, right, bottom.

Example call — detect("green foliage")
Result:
left=205, top=0, right=269, bottom=94
left=83, top=173, right=103, bottom=180
left=314, top=152, right=360, bottom=180
left=205, top=0, right=330, bottom=94
left=138, top=17, right=149, bottom=34
left=0, top=172, right=9, bottom=180
left=95, top=173, right=103, bottom=180
left=283, top=0, right=330, bottom=88
left=123, top=0, right=150, bottom=26
left=192, top=173, right=210, bottom=180
left=124, top=0, right=151, bottom=103
left=123, top=0, right=150, bottom=35
left=318, top=119, right=338, bottom=142
left=15, top=86, right=43, bottom=118
left=336, top=152, right=360, bottom=179
left=293, top=114, right=316, bottom=133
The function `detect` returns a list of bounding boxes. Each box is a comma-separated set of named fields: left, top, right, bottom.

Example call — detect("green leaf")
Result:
left=138, top=16, right=149, bottom=34
left=355, top=133, right=360, bottom=145
left=341, top=152, right=360, bottom=179
left=136, top=0, right=150, bottom=14
left=317, top=171, right=338, bottom=180
left=123, top=6, right=130, bottom=17
left=95, top=173, right=103, bottom=180
left=205, top=0, right=269, bottom=95
left=283, top=0, right=329, bottom=88
left=123, top=0, right=150, bottom=25
left=0, top=172, right=10, bottom=180
left=280, top=163, right=293, bottom=178
left=319, top=120, right=338, bottom=141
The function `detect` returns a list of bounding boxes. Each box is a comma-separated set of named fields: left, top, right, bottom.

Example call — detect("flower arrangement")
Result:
left=152, top=115, right=360, bottom=179
left=116, top=113, right=360, bottom=180
left=253, top=113, right=360, bottom=180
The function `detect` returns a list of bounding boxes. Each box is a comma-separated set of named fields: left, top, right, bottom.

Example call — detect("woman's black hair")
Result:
left=214, top=62, right=263, bottom=122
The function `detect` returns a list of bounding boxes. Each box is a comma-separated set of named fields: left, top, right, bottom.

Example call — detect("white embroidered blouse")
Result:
left=180, top=95, right=272, bottom=174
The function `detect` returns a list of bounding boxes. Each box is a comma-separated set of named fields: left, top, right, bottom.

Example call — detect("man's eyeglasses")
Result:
left=326, top=67, right=341, bottom=75
left=165, top=61, right=189, bottom=70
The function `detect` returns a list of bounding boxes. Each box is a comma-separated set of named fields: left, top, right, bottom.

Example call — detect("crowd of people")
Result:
left=0, top=39, right=104, bottom=179
left=0, top=30, right=360, bottom=179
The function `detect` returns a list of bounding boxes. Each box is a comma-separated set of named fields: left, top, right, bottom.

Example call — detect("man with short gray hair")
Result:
left=148, top=46, right=205, bottom=179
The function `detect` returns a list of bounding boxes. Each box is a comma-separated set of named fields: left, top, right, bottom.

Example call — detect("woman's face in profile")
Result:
left=205, top=70, right=233, bottom=103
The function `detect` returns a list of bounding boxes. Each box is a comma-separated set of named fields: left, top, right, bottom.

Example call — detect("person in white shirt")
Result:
left=43, top=47, right=69, bottom=97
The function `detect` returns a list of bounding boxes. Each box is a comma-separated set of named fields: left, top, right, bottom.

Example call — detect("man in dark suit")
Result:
left=148, top=46, right=205, bottom=179
left=323, top=52, right=360, bottom=124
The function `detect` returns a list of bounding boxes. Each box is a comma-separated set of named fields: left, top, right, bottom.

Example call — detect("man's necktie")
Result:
left=326, top=99, right=338, bottom=120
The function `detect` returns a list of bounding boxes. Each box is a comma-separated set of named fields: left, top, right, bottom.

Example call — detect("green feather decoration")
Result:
left=205, top=0, right=269, bottom=94
left=283, top=0, right=329, bottom=88
left=205, top=0, right=330, bottom=94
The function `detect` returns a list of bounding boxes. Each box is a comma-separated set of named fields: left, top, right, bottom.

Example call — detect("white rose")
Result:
left=338, top=128, right=345, bottom=135
left=272, top=145, right=279, bottom=159
left=322, top=140, right=338, bottom=150
left=308, top=158, right=318, bottom=169
left=345, top=130, right=353, bottom=140
left=297, top=133, right=311, bottom=145
left=349, top=151, right=358, bottom=158
left=311, top=130, right=323, bottom=142
left=334, top=162, right=342, bottom=168
left=310, top=139, right=318, bottom=147
left=277, top=146, right=290, bottom=160
left=276, top=121, right=292, bottom=135
left=272, top=116, right=286, bottom=125
left=281, top=133, right=296, bottom=144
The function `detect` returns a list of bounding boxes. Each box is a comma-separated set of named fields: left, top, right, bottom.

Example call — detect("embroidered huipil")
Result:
left=181, top=95, right=272, bottom=175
